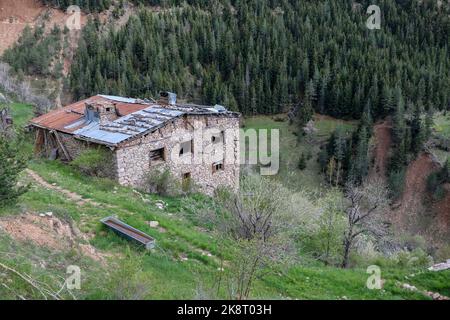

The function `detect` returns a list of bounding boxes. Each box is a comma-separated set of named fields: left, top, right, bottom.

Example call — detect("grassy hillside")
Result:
left=243, top=115, right=357, bottom=192
left=2, top=159, right=449, bottom=300
left=434, top=113, right=450, bottom=139
left=1, top=104, right=449, bottom=300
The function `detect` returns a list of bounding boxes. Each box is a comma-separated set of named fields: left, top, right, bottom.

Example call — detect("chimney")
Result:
left=159, top=91, right=177, bottom=105
left=84, top=101, right=118, bottom=124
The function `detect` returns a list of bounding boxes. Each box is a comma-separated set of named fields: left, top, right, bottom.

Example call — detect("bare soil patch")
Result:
left=389, top=153, right=450, bottom=246
left=0, top=0, right=88, bottom=54
left=0, top=213, right=108, bottom=262
left=369, top=119, right=392, bottom=180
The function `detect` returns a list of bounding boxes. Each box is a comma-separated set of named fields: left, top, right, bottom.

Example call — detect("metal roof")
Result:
left=73, top=107, right=184, bottom=145
left=30, top=94, right=239, bottom=147
left=98, top=95, right=137, bottom=104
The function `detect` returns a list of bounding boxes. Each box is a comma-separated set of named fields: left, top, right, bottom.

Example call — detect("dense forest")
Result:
left=68, top=0, right=450, bottom=117
left=2, top=25, right=64, bottom=78
left=41, top=0, right=112, bottom=11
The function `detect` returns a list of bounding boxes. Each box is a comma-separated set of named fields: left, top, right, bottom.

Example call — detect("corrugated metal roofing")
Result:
left=98, top=95, right=137, bottom=104
left=30, top=94, right=239, bottom=146
left=73, top=107, right=184, bottom=145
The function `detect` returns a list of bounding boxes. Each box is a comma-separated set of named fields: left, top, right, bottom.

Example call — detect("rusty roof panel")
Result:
left=29, top=95, right=151, bottom=133
left=30, top=94, right=239, bottom=146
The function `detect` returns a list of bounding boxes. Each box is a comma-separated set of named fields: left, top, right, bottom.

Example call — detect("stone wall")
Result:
left=58, top=132, right=88, bottom=160
left=39, top=129, right=117, bottom=180
left=115, top=114, right=240, bottom=195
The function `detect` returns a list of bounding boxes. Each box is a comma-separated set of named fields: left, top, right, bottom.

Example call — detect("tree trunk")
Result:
left=341, top=238, right=351, bottom=268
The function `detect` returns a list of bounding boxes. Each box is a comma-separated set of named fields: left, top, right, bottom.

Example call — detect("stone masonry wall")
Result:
left=115, top=115, right=240, bottom=195
left=57, top=132, right=117, bottom=180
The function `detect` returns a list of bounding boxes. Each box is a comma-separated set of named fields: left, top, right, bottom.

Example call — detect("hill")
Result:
left=1, top=103, right=449, bottom=300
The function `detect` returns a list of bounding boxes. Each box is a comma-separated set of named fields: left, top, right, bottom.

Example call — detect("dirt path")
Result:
left=369, top=119, right=392, bottom=180
left=26, top=169, right=102, bottom=207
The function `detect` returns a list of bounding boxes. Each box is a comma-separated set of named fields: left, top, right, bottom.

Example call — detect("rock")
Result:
left=148, top=221, right=159, bottom=228
left=402, top=283, right=418, bottom=292
left=428, top=260, right=450, bottom=272
left=155, top=200, right=167, bottom=210
left=39, top=213, right=46, bottom=217
left=45, top=212, right=53, bottom=217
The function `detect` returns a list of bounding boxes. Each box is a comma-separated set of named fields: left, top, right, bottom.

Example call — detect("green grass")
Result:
left=3, top=102, right=34, bottom=128
left=243, top=114, right=357, bottom=192
left=2, top=157, right=449, bottom=300
left=1, top=109, right=449, bottom=300
left=434, top=112, right=450, bottom=139
left=430, top=112, right=450, bottom=164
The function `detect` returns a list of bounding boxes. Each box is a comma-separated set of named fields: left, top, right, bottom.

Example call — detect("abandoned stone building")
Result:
left=29, top=93, right=241, bottom=195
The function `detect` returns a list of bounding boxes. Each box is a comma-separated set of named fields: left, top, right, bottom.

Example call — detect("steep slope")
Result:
left=0, top=0, right=83, bottom=54
left=369, top=118, right=448, bottom=247
left=369, top=119, right=392, bottom=180
left=390, top=153, right=440, bottom=234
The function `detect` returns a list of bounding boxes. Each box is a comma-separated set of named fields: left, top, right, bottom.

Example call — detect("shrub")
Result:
left=0, top=134, right=28, bottom=206
left=298, top=153, right=307, bottom=170
left=426, top=159, right=450, bottom=200
left=396, top=248, right=433, bottom=268
left=145, top=168, right=181, bottom=197
left=435, top=245, right=450, bottom=262
left=71, top=148, right=113, bottom=177
left=388, top=168, right=406, bottom=199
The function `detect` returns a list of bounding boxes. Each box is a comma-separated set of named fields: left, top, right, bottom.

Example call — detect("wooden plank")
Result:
left=52, top=130, right=72, bottom=161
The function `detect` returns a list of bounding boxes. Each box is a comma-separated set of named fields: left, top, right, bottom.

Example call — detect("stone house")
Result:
left=29, top=93, right=241, bottom=195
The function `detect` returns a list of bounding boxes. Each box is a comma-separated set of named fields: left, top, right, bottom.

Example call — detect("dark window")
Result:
left=149, top=147, right=165, bottom=164
left=211, top=131, right=224, bottom=144
left=212, top=162, right=224, bottom=173
left=179, top=140, right=193, bottom=156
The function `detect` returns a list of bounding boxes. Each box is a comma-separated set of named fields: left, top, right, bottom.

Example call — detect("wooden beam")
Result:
left=52, top=130, right=72, bottom=161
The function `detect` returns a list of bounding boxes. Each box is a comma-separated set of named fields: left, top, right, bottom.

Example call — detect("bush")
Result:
left=388, top=168, right=406, bottom=199
left=435, top=245, right=450, bottom=262
left=298, top=153, right=307, bottom=170
left=71, top=148, right=113, bottom=177
left=426, top=159, right=450, bottom=200
left=396, top=249, right=433, bottom=268
left=0, top=134, right=28, bottom=206
left=145, top=169, right=181, bottom=197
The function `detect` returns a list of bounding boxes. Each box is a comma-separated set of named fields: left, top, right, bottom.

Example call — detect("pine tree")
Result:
left=0, top=135, right=28, bottom=206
